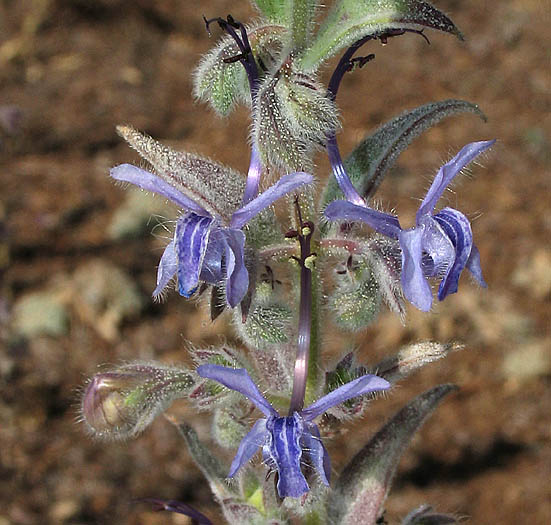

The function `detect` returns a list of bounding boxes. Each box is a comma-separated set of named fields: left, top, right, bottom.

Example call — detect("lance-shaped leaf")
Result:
left=328, top=384, right=458, bottom=525
left=177, top=422, right=235, bottom=500
left=193, top=24, right=287, bottom=116
left=300, top=0, right=463, bottom=72
left=323, top=100, right=486, bottom=205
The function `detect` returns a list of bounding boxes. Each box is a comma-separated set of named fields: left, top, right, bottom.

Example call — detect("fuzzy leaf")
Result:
left=374, top=342, right=462, bottom=385
left=254, top=61, right=340, bottom=172
left=178, top=422, right=235, bottom=499
left=328, top=384, right=458, bottom=525
left=116, top=126, right=244, bottom=222
left=289, top=0, right=320, bottom=50
left=323, top=100, right=486, bottom=205
left=301, top=0, right=463, bottom=72
left=193, top=24, right=286, bottom=116
left=252, top=0, right=290, bottom=23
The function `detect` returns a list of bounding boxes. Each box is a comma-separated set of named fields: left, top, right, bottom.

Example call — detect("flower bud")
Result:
left=253, top=57, right=340, bottom=172
left=81, top=362, right=195, bottom=440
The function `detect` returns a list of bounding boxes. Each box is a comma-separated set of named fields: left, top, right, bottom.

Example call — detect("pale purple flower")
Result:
left=110, top=162, right=312, bottom=307
left=197, top=364, right=389, bottom=498
left=325, top=140, right=495, bottom=311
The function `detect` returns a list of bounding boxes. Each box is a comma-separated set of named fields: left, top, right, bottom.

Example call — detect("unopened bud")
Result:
left=81, top=362, right=195, bottom=440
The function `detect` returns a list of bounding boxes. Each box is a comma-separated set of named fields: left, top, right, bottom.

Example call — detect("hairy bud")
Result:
left=253, top=57, right=340, bottom=172
left=81, top=362, right=195, bottom=440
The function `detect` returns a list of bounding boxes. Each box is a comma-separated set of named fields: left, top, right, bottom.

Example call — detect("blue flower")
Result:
left=111, top=130, right=312, bottom=307
left=197, top=364, right=389, bottom=498
left=325, top=140, right=495, bottom=311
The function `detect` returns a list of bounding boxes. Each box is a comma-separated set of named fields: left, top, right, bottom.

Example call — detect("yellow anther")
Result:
left=304, top=254, right=317, bottom=270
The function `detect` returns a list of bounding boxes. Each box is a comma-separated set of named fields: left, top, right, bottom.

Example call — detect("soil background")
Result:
left=1, top=1, right=550, bottom=524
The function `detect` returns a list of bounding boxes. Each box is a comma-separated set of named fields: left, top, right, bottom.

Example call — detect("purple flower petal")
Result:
left=416, top=140, right=495, bottom=220
left=302, top=423, right=331, bottom=486
left=267, top=414, right=309, bottom=498
left=230, top=172, right=313, bottom=230
left=228, top=418, right=268, bottom=477
left=110, top=164, right=208, bottom=215
left=418, top=216, right=456, bottom=278
left=196, top=365, right=277, bottom=418
left=139, top=499, right=213, bottom=524
left=153, top=240, right=178, bottom=299
left=199, top=230, right=225, bottom=284
left=324, top=200, right=402, bottom=239
left=175, top=213, right=213, bottom=298
left=301, top=374, right=390, bottom=421
left=433, top=208, right=473, bottom=301
left=242, top=144, right=262, bottom=205
left=327, top=134, right=365, bottom=206
left=220, top=229, right=249, bottom=308
left=466, top=243, right=487, bottom=287
left=399, top=227, right=433, bottom=311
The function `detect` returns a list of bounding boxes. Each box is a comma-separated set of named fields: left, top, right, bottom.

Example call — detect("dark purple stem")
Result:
left=204, top=15, right=262, bottom=204
left=289, top=206, right=313, bottom=415
left=204, top=15, right=260, bottom=98
left=326, top=30, right=430, bottom=200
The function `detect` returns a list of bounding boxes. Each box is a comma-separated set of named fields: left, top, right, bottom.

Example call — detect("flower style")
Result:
left=111, top=127, right=312, bottom=307
left=197, top=364, right=390, bottom=498
left=325, top=140, right=495, bottom=311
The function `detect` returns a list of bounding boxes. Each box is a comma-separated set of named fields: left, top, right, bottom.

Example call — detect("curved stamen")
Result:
left=326, top=134, right=366, bottom=206
left=203, top=15, right=260, bottom=98
left=242, top=143, right=262, bottom=205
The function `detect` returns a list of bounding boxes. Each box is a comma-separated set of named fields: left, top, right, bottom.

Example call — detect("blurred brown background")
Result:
left=1, top=0, right=549, bottom=523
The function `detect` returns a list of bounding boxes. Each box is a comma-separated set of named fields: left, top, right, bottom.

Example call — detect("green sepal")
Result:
left=300, top=0, right=463, bottom=72
left=213, top=402, right=251, bottom=449
left=329, top=256, right=382, bottom=332
left=253, top=61, right=340, bottom=172
left=193, top=24, right=287, bottom=116
left=323, top=99, right=486, bottom=205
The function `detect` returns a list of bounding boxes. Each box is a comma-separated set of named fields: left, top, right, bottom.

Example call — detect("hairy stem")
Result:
left=289, top=0, right=316, bottom=51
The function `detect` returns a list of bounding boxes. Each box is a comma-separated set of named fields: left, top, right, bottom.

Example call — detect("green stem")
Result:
left=289, top=0, right=316, bottom=51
